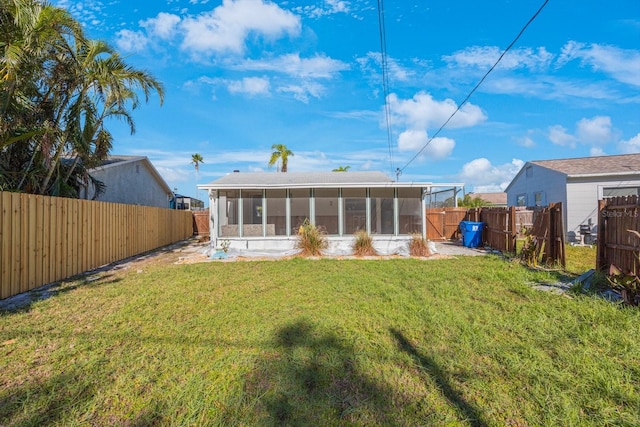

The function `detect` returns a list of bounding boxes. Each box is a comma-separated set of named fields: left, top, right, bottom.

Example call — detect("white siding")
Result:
left=566, top=176, right=640, bottom=240
left=565, top=180, right=599, bottom=240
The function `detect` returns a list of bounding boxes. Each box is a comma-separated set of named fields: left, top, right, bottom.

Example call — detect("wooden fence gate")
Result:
left=425, top=208, right=468, bottom=240
left=192, top=209, right=210, bottom=236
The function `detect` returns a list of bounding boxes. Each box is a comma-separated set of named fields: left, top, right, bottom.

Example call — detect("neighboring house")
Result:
left=198, top=171, right=464, bottom=254
left=468, top=192, right=507, bottom=207
left=170, top=193, right=205, bottom=210
left=83, top=155, right=173, bottom=208
left=505, top=153, right=640, bottom=242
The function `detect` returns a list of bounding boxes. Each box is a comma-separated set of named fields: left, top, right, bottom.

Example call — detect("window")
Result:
left=516, top=194, right=527, bottom=207
left=534, top=191, right=544, bottom=207
left=242, top=189, right=263, bottom=237
left=266, top=189, right=287, bottom=236
left=370, top=188, right=394, bottom=234
left=314, top=188, right=339, bottom=235
left=343, top=188, right=366, bottom=235
left=603, top=187, right=640, bottom=198
left=398, top=188, right=422, bottom=235
left=290, top=189, right=310, bottom=233
left=219, top=190, right=239, bottom=237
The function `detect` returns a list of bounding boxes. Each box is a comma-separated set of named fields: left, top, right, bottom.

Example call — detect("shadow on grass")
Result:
left=231, top=318, right=399, bottom=426
left=0, top=370, right=96, bottom=426
left=0, top=274, right=122, bottom=314
left=390, top=328, right=487, bottom=427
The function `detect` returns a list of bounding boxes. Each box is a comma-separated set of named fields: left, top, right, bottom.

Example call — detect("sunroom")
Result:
left=198, top=171, right=464, bottom=255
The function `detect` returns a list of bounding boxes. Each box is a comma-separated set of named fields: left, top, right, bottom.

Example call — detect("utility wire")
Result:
left=398, top=0, right=550, bottom=174
left=377, top=0, right=395, bottom=178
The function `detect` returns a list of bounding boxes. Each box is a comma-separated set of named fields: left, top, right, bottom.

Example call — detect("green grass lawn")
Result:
left=1, top=254, right=638, bottom=426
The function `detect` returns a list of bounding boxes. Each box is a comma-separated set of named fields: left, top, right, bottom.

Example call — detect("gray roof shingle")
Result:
left=204, top=171, right=394, bottom=187
left=531, top=153, right=640, bottom=176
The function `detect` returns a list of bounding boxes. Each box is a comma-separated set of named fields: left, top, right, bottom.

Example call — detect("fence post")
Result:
left=508, top=206, right=516, bottom=253
left=596, top=199, right=607, bottom=270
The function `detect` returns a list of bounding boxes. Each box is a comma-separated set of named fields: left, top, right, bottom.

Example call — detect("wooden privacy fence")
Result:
left=425, top=207, right=468, bottom=240
left=597, top=196, right=640, bottom=273
left=192, top=209, right=210, bottom=236
left=480, top=207, right=517, bottom=253
left=1, top=192, right=194, bottom=300
left=525, top=203, right=565, bottom=267
left=426, top=205, right=564, bottom=266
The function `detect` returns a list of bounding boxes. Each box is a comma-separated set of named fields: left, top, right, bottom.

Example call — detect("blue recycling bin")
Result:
left=459, top=221, right=484, bottom=248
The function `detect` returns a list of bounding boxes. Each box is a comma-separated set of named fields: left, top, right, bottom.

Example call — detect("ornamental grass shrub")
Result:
left=352, top=230, right=377, bottom=257
left=296, top=219, right=328, bottom=256
left=409, top=233, right=430, bottom=257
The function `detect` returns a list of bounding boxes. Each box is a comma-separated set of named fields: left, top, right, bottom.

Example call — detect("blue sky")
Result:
left=54, top=0, right=640, bottom=199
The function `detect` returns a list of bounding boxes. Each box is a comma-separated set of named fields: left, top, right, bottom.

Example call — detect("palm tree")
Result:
left=191, top=153, right=204, bottom=173
left=332, top=166, right=351, bottom=172
left=268, top=144, right=294, bottom=172
left=191, top=153, right=204, bottom=200
left=0, top=1, right=164, bottom=197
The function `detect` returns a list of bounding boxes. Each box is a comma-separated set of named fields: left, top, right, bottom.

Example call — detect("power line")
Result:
left=398, top=0, right=550, bottom=175
left=377, top=0, right=395, bottom=178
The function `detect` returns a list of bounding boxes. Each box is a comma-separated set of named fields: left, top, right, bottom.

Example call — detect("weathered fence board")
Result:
left=481, top=206, right=517, bottom=253
left=0, top=192, right=194, bottom=300
left=597, top=196, right=640, bottom=273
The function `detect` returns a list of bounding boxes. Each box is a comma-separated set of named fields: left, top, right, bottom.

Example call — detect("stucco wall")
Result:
left=89, top=160, right=170, bottom=208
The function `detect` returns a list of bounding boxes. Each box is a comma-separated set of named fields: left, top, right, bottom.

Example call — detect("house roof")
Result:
left=530, top=153, right=640, bottom=177
left=470, top=192, right=507, bottom=205
left=93, top=155, right=173, bottom=195
left=199, top=171, right=464, bottom=190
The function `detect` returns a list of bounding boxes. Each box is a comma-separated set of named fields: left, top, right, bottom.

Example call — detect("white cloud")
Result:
left=548, top=125, right=577, bottom=148
left=293, top=0, right=352, bottom=18
left=277, top=81, right=325, bottom=103
left=557, top=41, right=640, bottom=87
left=443, top=46, right=554, bottom=71
left=397, top=130, right=454, bottom=160
left=238, top=53, right=349, bottom=78
left=549, top=116, right=617, bottom=152
left=619, top=133, right=640, bottom=154
left=576, top=116, right=613, bottom=145
left=114, top=29, right=148, bottom=53
left=227, top=76, right=270, bottom=96
left=458, top=158, right=524, bottom=192
left=388, top=91, right=486, bottom=130
left=141, top=12, right=181, bottom=39
left=180, top=0, right=301, bottom=55
left=356, top=52, right=416, bottom=82
left=518, top=135, right=536, bottom=148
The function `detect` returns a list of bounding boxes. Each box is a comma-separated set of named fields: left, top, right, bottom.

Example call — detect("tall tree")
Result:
left=0, top=0, right=164, bottom=197
left=191, top=153, right=203, bottom=199
left=191, top=153, right=204, bottom=173
left=268, top=144, right=293, bottom=172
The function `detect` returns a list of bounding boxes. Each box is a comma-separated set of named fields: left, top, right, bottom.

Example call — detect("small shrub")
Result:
left=353, top=230, right=377, bottom=256
left=408, top=234, right=430, bottom=257
left=519, top=228, right=538, bottom=267
left=296, top=219, right=328, bottom=256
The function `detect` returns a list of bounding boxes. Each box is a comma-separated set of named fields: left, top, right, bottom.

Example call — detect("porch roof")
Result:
left=199, top=171, right=463, bottom=190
